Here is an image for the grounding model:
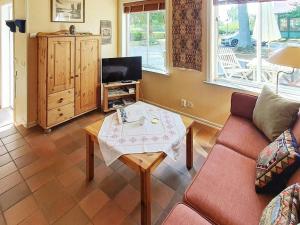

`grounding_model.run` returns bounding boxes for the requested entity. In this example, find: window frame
[207,1,300,100]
